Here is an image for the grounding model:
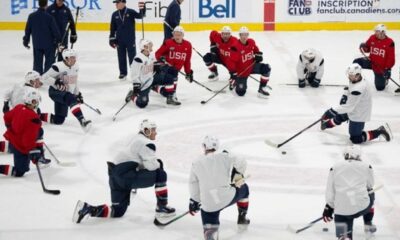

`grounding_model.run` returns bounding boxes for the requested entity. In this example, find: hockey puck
[322,227,329,232]
[281,151,286,155]
[200,101,206,104]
